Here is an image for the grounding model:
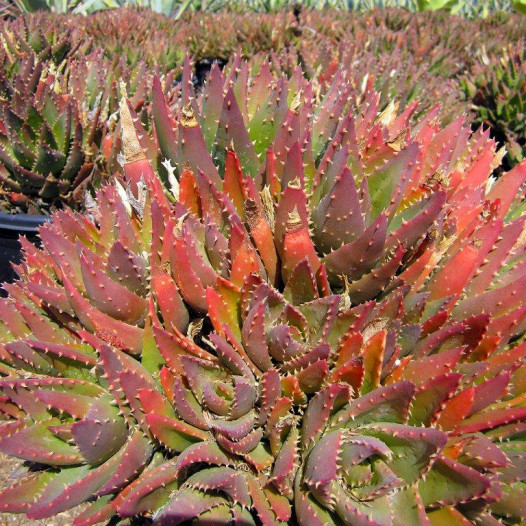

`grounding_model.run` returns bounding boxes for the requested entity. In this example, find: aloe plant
[0,52,99,213]
[0,61,525,525]
[462,41,526,169]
